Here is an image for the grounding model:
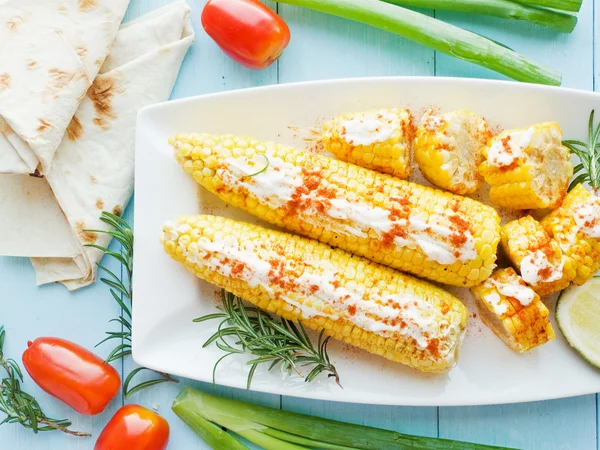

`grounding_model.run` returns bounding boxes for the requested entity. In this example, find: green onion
[172,387,519,450]
[512,0,582,13]
[383,0,577,33]
[275,0,561,86]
